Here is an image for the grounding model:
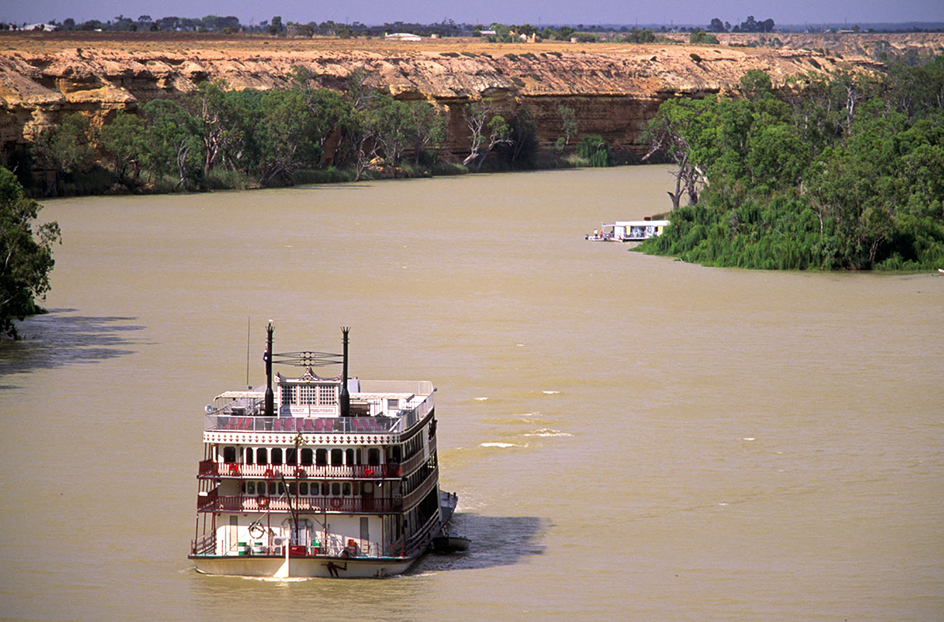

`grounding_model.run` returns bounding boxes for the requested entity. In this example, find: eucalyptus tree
[139,99,201,190]
[99,110,145,186]
[0,167,60,338]
[32,113,95,196]
[462,102,512,169]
